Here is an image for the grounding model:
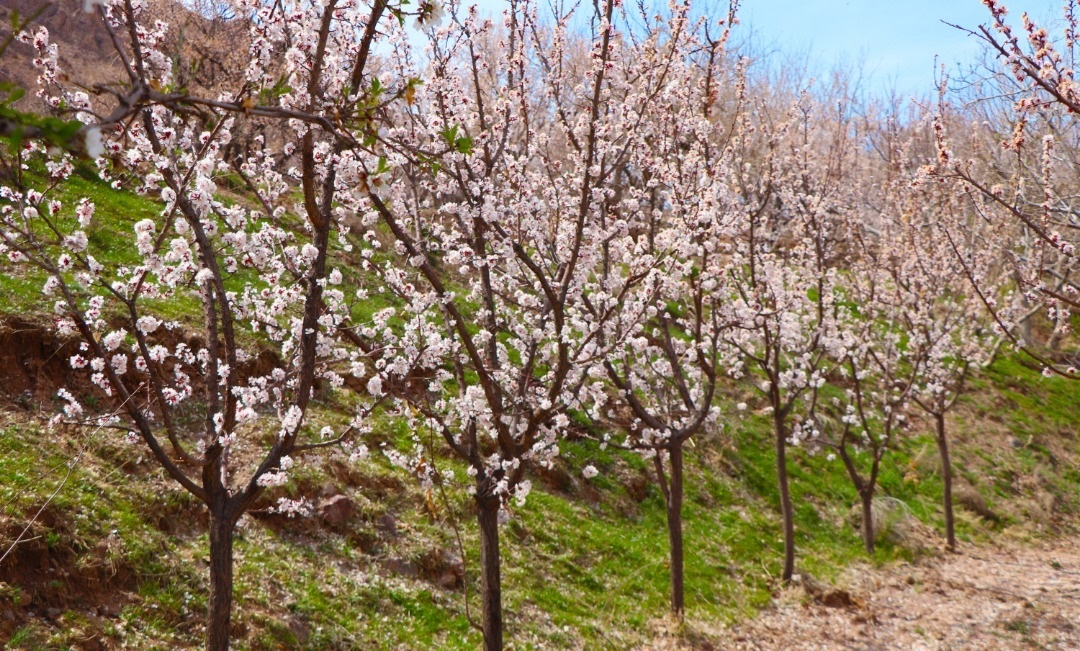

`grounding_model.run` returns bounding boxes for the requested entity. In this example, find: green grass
[0,162,284,336]
[1,347,1078,649]
[0,165,165,314]
[1,168,1077,648]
